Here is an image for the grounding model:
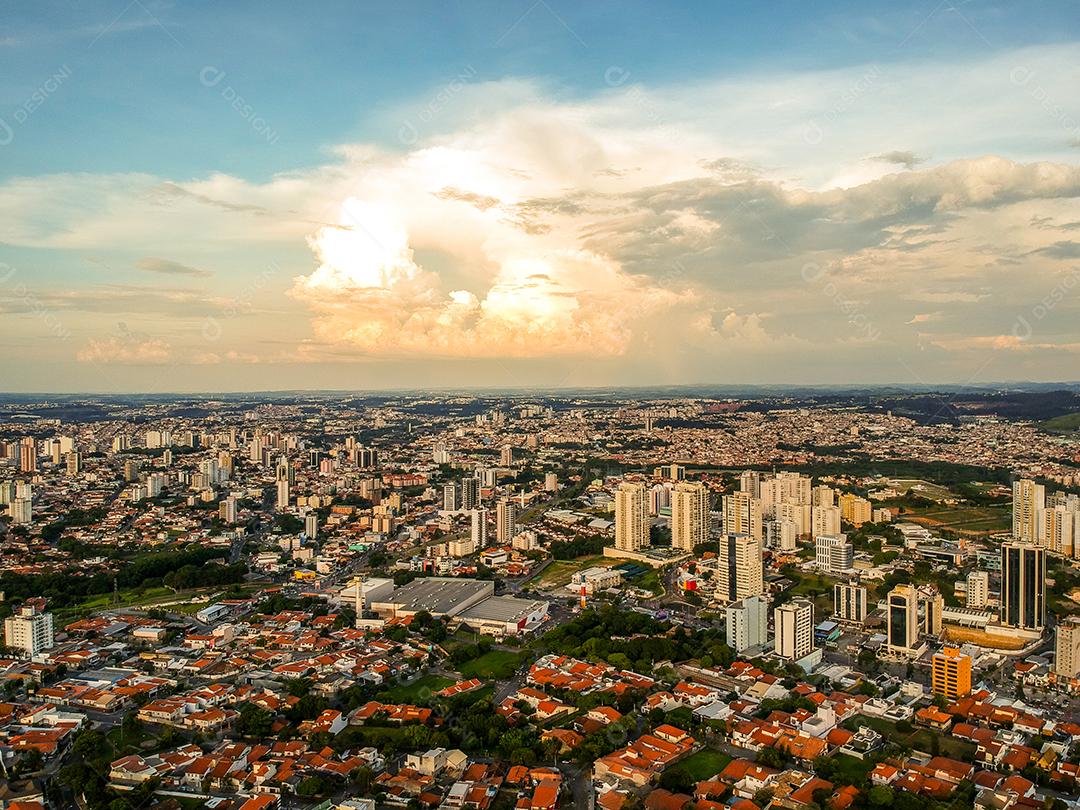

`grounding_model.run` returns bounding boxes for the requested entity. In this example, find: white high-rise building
[496,499,517,544]
[1012,479,1045,544]
[726,594,768,652]
[219,496,238,524]
[443,481,461,512]
[544,472,558,493]
[775,599,814,660]
[812,505,842,537]
[614,482,649,552]
[717,533,764,604]
[471,508,489,548]
[1042,506,1076,557]
[276,479,290,511]
[739,470,761,498]
[723,492,762,541]
[815,534,853,573]
[966,571,989,609]
[9,498,32,525]
[4,604,54,658]
[671,481,709,552]
[777,502,810,536]
[305,513,319,539]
